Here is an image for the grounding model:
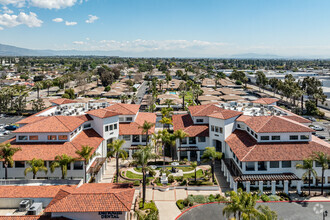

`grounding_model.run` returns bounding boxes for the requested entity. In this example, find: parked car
[315,134,326,139]
[4,125,18,131]
[303,116,316,122]
[3,130,10,135]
